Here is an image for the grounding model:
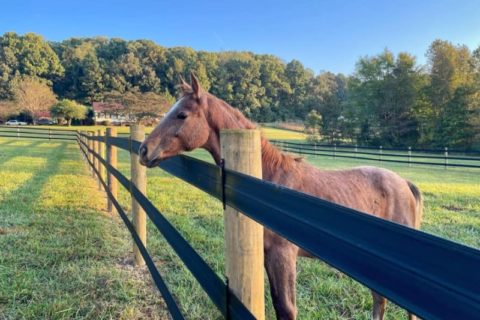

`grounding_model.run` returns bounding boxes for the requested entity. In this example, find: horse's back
[286,164,418,228]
